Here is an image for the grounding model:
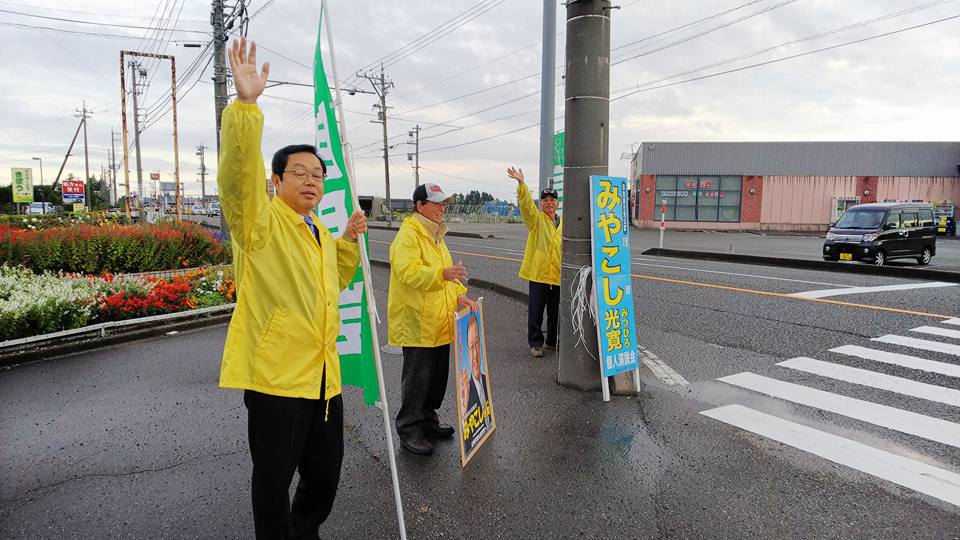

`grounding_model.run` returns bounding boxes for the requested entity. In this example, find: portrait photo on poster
[453,299,497,467]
